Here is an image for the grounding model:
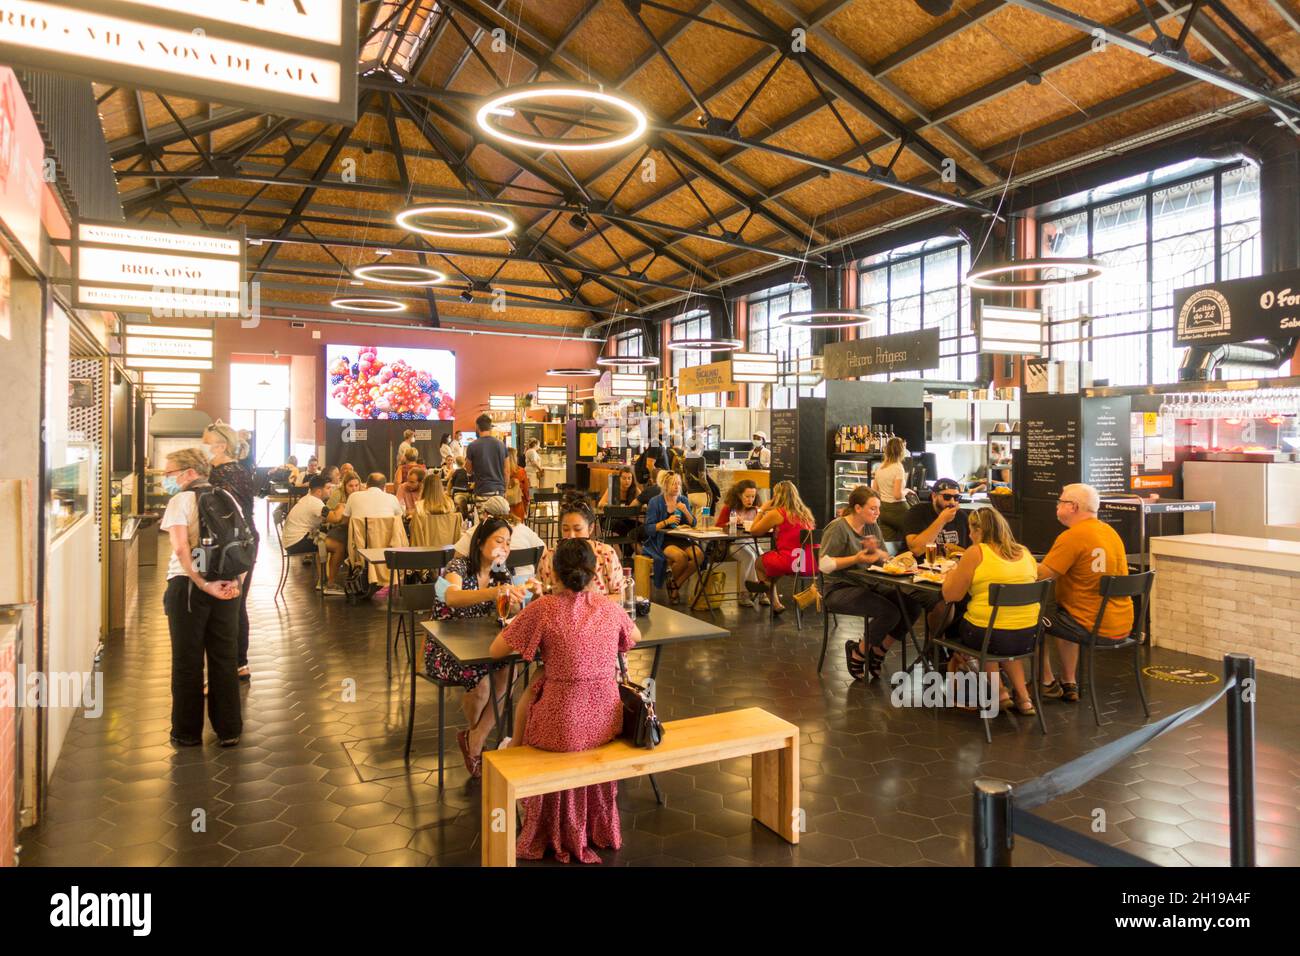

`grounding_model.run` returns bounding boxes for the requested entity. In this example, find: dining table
[412,602,728,788]
[666,526,770,621]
